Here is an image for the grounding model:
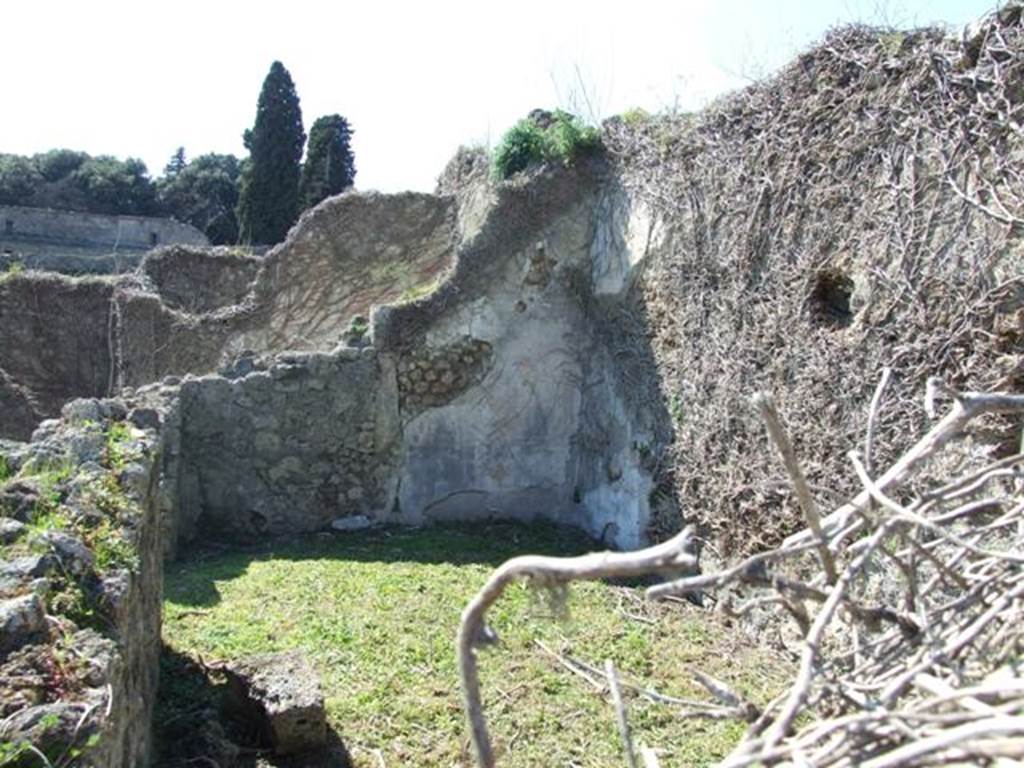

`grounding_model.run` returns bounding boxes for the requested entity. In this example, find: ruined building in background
[0,205,209,275]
